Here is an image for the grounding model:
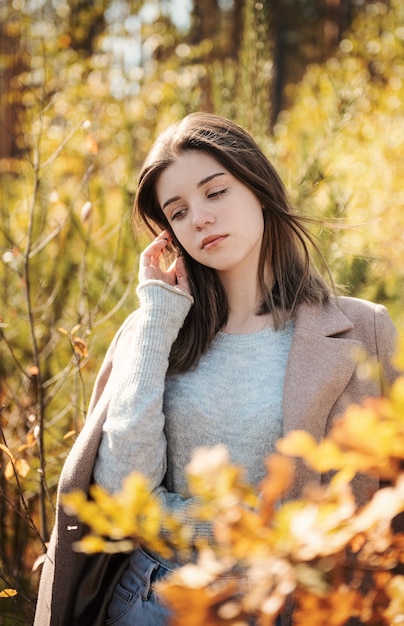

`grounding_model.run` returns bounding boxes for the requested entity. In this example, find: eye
[171,207,188,221]
[208,188,228,200]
